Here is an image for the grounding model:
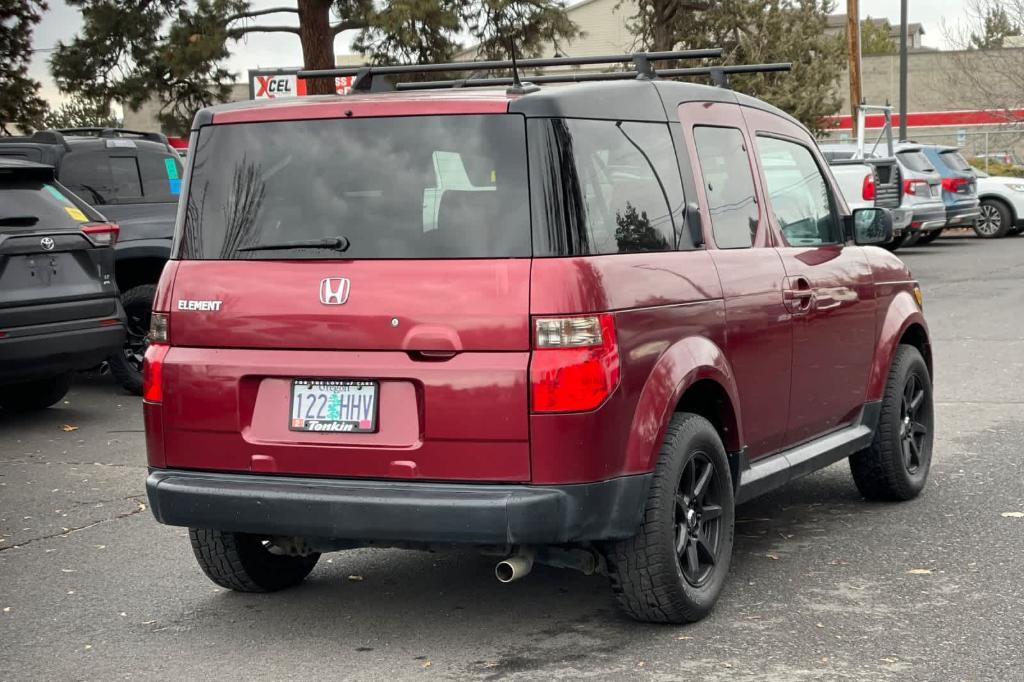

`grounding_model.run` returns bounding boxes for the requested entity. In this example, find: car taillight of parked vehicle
[81,222,119,246]
[903,179,930,196]
[862,173,876,201]
[530,314,620,413]
[941,177,969,193]
[142,312,169,403]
